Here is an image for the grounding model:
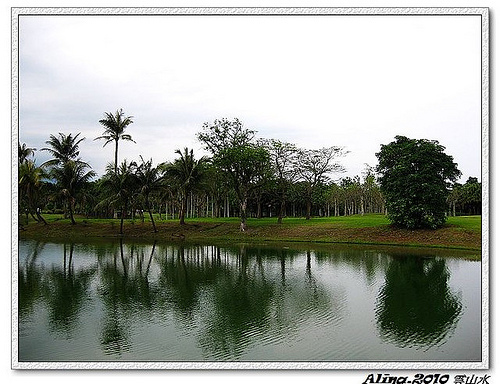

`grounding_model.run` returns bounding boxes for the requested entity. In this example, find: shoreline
[17,215,482,254]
